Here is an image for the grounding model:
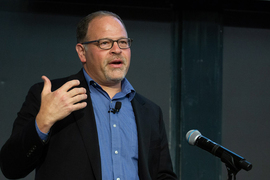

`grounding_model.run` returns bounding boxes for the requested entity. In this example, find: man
[0,11,177,180]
